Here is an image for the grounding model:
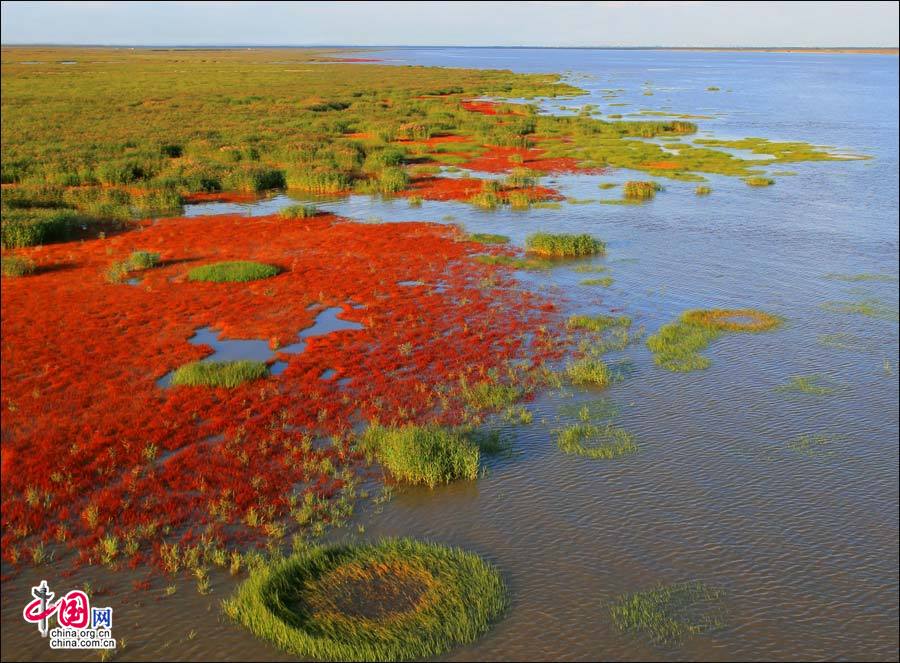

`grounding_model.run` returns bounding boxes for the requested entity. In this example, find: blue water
[188,48,898,660]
